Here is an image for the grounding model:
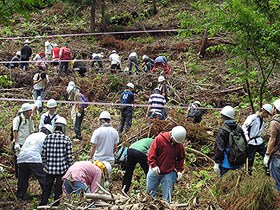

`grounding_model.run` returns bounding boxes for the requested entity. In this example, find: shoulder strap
[222,125,232,133]
[50,114,57,122]
[18,115,23,131]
